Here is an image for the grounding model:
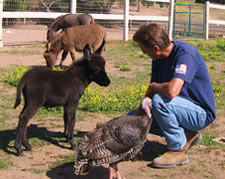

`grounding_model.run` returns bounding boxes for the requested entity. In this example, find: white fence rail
[205,1,225,39]
[2,11,169,21]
